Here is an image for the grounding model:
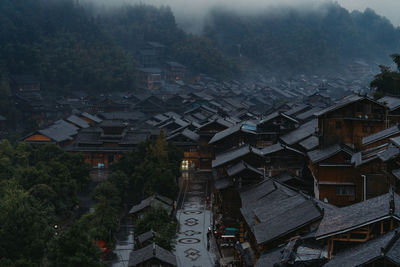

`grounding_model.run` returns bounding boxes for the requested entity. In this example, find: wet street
[175,171,216,267]
[106,216,135,267]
